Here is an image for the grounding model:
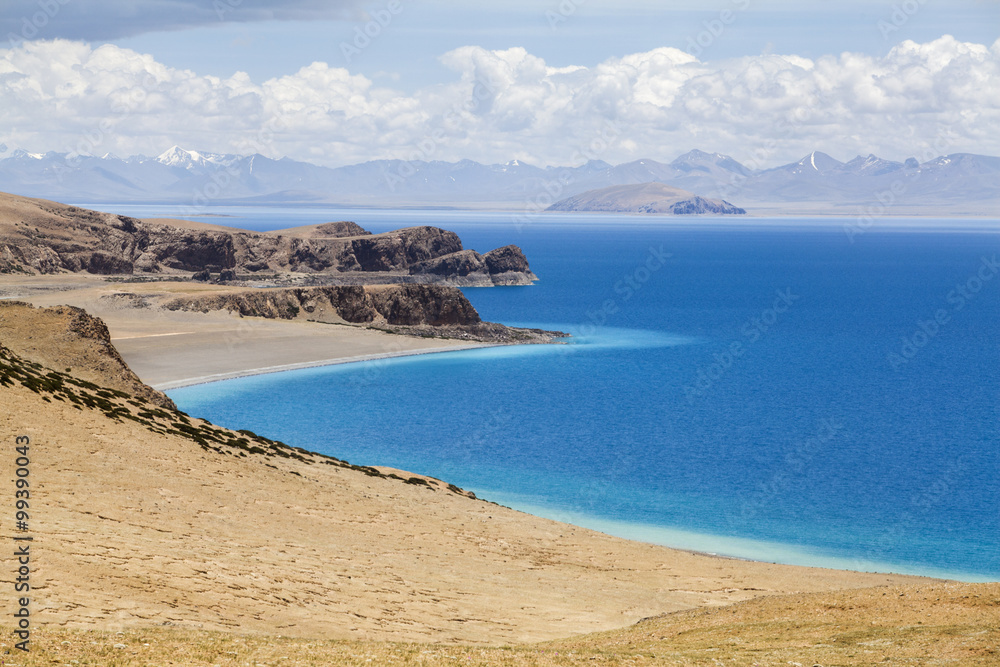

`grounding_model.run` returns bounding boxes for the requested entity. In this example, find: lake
[136,205,999,581]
